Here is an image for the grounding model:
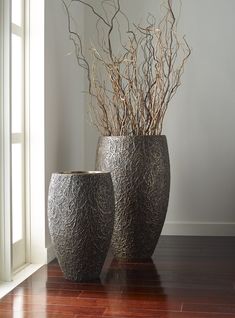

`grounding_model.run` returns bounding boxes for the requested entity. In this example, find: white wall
[45,0,85,247]
[83,0,235,235]
[162,0,235,235]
